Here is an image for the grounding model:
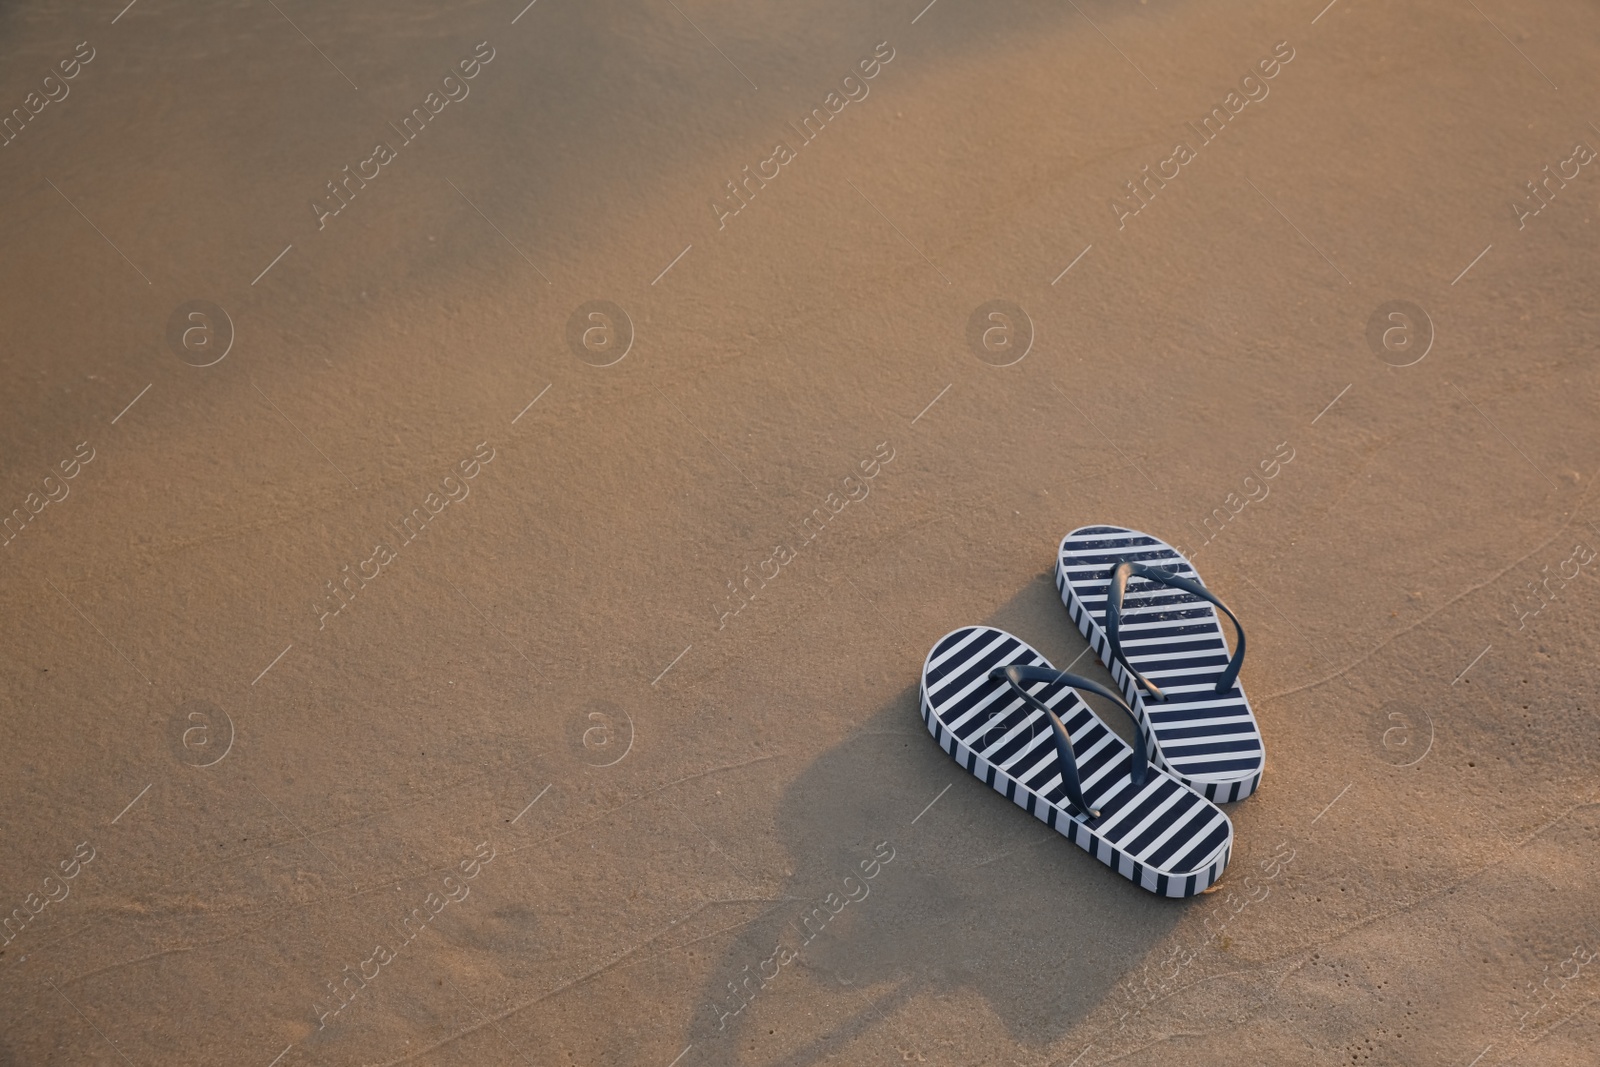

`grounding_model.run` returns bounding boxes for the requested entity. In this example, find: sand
[2,0,1598,1063]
